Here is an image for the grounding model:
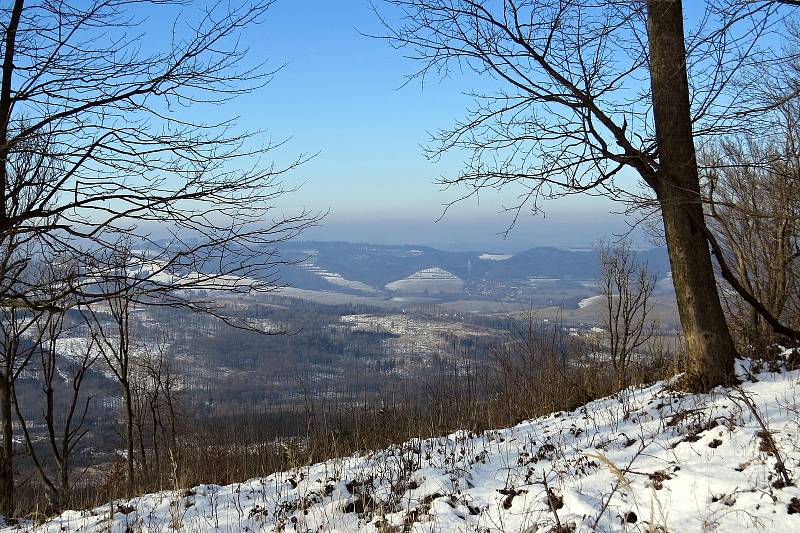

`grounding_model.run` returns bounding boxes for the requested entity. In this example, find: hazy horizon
[297,210,655,253]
